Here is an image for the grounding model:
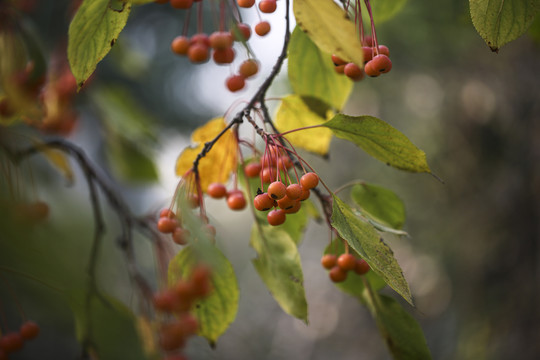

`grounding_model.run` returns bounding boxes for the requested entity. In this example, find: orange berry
[299,188,310,201]
[244,162,262,177]
[190,33,210,47]
[277,195,296,210]
[209,31,233,49]
[321,254,337,270]
[213,47,235,64]
[254,193,274,211]
[285,184,302,200]
[337,253,356,271]
[19,321,40,340]
[237,0,255,7]
[226,74,245,92]
[238,59,259,78]
[267,209,286,226]
[188,43,209,63]
[191,266,212,297]
[300,172,319,190]
[376,45,390,57]
[267,181,286,200]
[259,0,276,13]
[260,167,273,183]
[362,46,373,63]
[207,182,227,199]
[153,290,177,312]
[254,21,271,36]
[344,63,364,81]
[231,23,251,42]
[284,200,301,214]
[278,155,293,169]
[363,35,373,46]
[159,329,186,351]
[331,54,347,66]
[227,191,247,210]
[170,0,193,9]
[371,54,392,74]
[171,35,190,55]
[159,208,176,219]
[0,332,23,353]
[354,258,370,275]
[329,266,347,282]
[172,227,190,245]
[334,64,345,74]
[158,217,179,233]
